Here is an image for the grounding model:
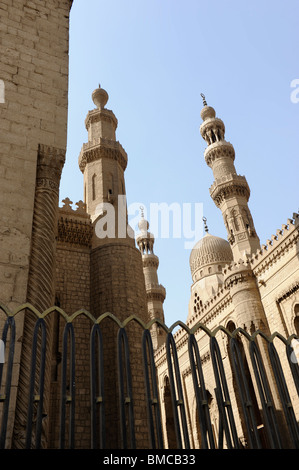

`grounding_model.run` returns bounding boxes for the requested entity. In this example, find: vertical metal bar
[59,322,75,449]
[210,336,239,449]
[25,318,47,449]
[268,342,299,448]
[188,333,215,449]
[229,337,262,449]
[117,328,136,449]
[142,329,164,449]
[30,318,46,449]
[90,324,105,449]
[249,340,282,449]
[0,316,15,449]
[166,332,190,449]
